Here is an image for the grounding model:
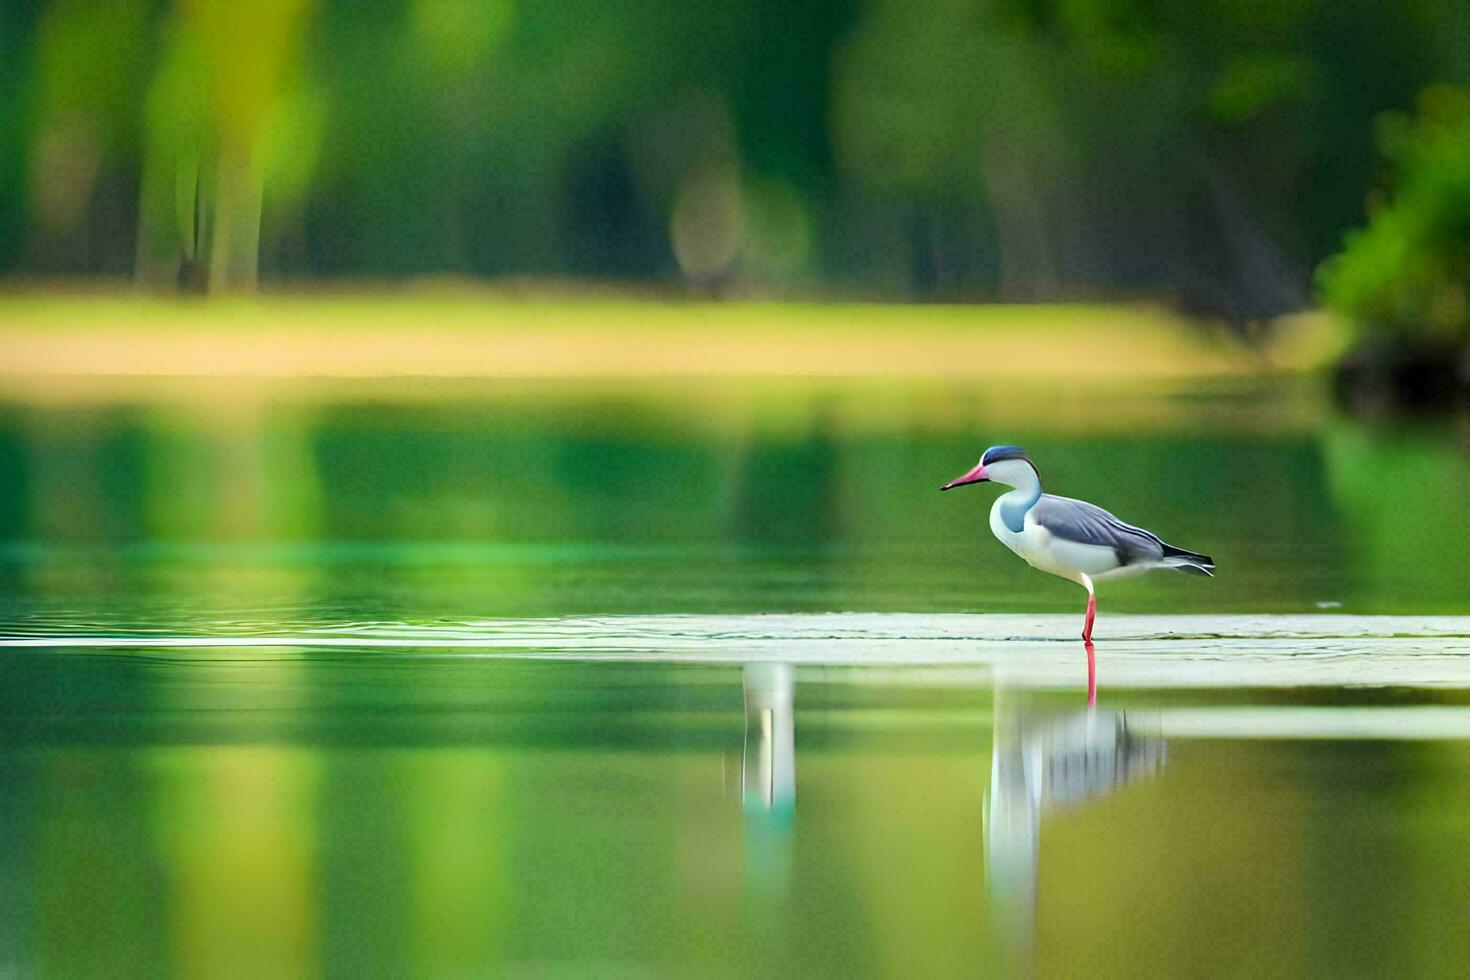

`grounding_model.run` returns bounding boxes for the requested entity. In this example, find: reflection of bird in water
[743,663,795,820]
[941,445,1214,649]
[742,663,795,897]
[986,695,1165,973]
